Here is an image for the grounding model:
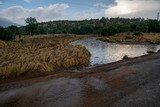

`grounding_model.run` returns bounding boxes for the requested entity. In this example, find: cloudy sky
[0,0,160,24]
